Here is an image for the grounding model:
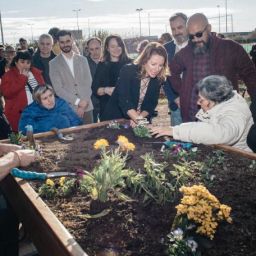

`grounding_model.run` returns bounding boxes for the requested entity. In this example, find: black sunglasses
[189,25,208,40]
